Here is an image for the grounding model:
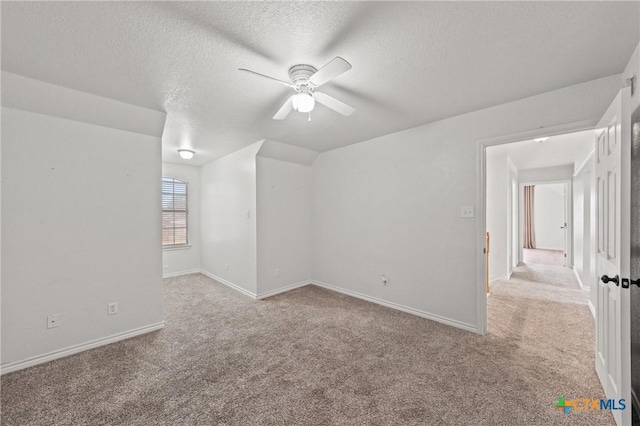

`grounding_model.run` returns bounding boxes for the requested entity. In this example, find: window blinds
[162,177,188,246]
